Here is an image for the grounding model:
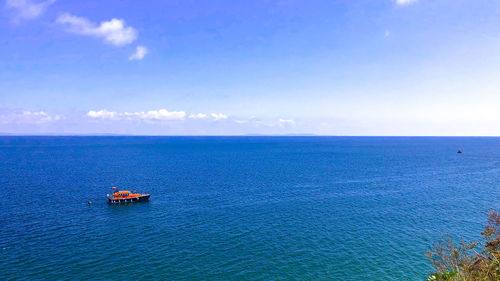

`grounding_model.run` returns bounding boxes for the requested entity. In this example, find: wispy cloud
[22,110,61,123]
[87,110,231,122]
[87,109,118,120]
[56,13,137,46]
[0,109,61,124]
[129,45,148,60]
[5,0,55,21]
[278,118,296,127]
[129,109,186,121]
[188,113,208,119]
[188,113,229,121]
[395,0,417,5]
[0,108,301,135]
[87,109,186,121]
[210,113,228,121]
